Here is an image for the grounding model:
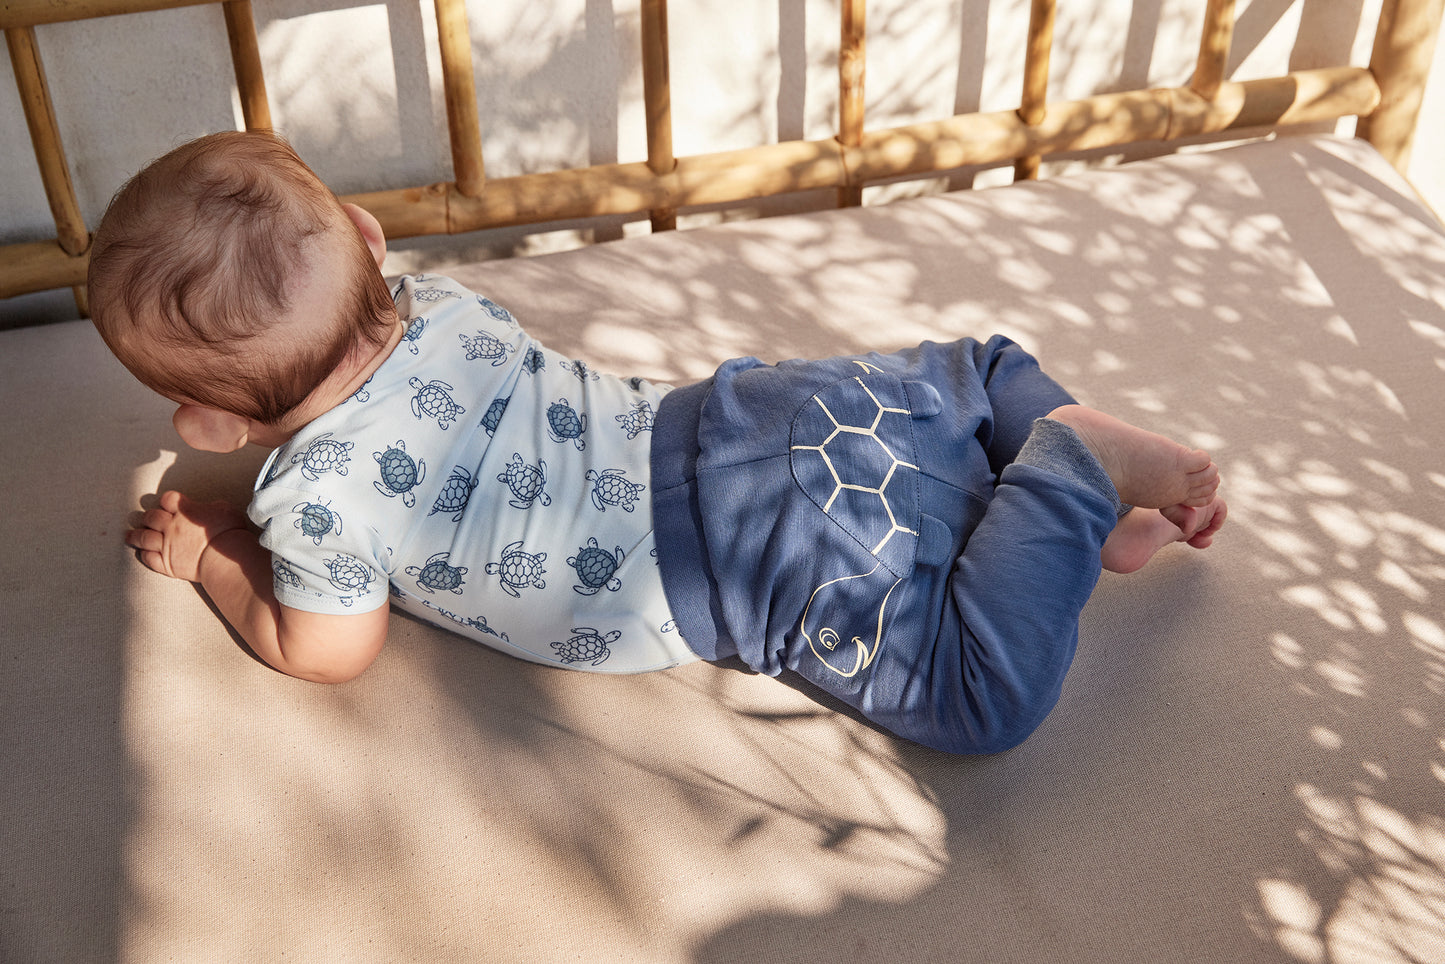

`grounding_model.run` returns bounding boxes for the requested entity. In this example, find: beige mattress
[4,133,1445,963]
